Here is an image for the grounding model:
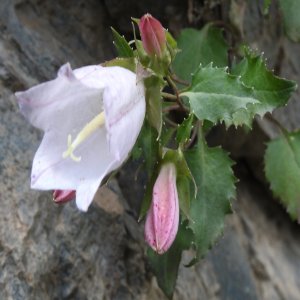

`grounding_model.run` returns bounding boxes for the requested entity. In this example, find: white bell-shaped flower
[16,63,145,211]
